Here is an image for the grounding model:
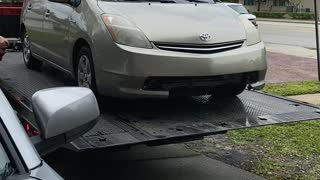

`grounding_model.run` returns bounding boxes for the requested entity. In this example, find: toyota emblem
[199,33,212,42]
